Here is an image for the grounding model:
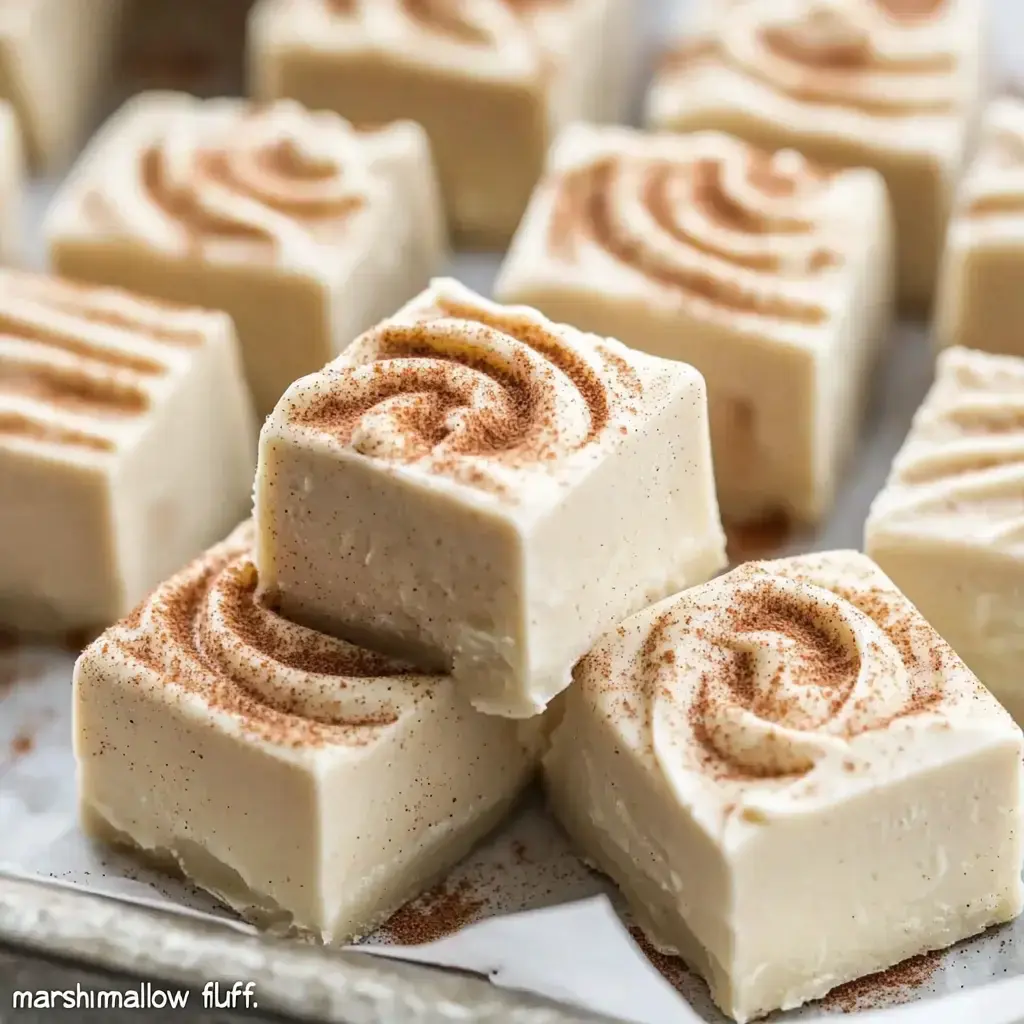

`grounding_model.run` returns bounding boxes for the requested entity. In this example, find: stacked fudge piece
[74,277,729,939]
